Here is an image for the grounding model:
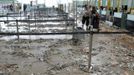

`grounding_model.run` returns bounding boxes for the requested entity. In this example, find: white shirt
[83,8,92,17]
